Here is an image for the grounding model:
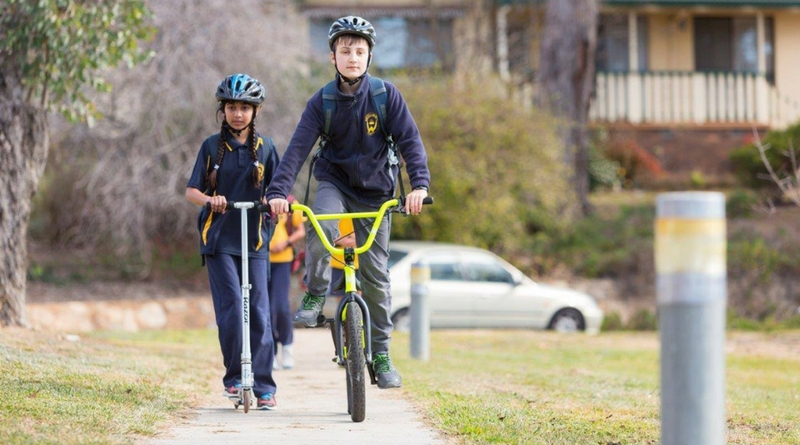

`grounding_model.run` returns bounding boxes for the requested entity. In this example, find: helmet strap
[334,53,371,87]
[224,121,245,138]
[340,72,364,86]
